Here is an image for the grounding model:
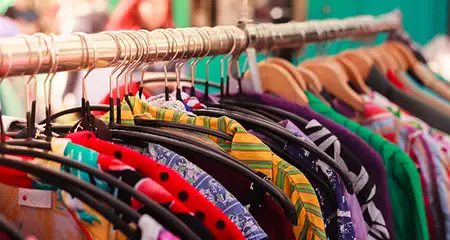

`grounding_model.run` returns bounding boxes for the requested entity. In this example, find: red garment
[97,156,194,216]
[387,69,407,91]
[67,131,245,240]
[0,136,34,188]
